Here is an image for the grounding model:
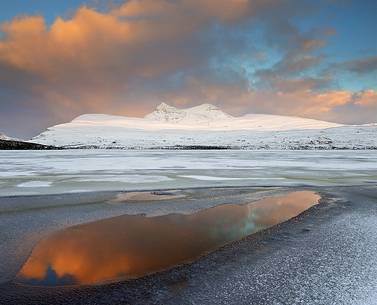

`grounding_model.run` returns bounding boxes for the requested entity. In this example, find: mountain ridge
[68,102,342,130]
[30,103,377,149]
[144,102,233,123]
